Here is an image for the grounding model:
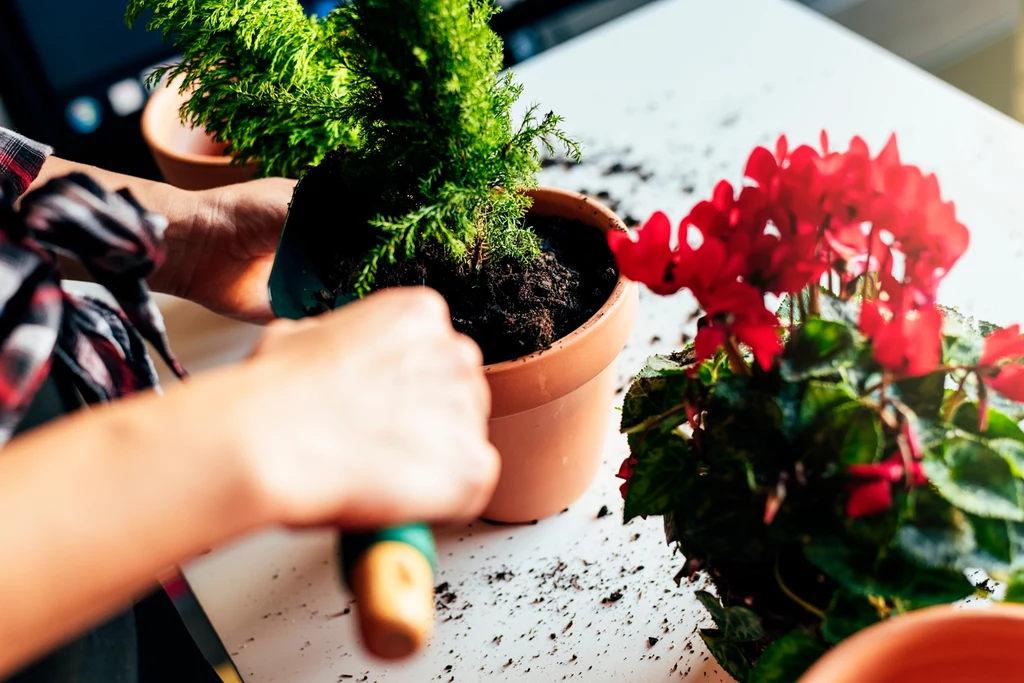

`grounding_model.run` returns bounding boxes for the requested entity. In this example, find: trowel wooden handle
[339,524,437,660]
